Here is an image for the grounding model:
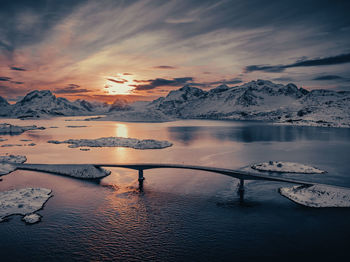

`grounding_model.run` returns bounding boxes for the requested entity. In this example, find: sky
[1,0,350,103]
